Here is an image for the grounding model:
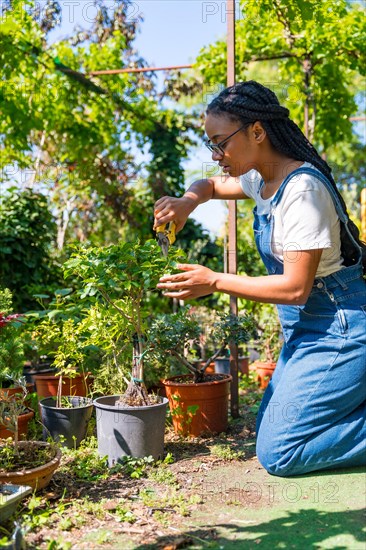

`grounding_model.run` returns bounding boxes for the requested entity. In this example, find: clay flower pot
[0,441,62,491]
[0,409,34,440]
[0,383,34,401]
[34,372,92,399]
[163,374,232,437]
[197,361,215,374]
[253,361,277,389]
